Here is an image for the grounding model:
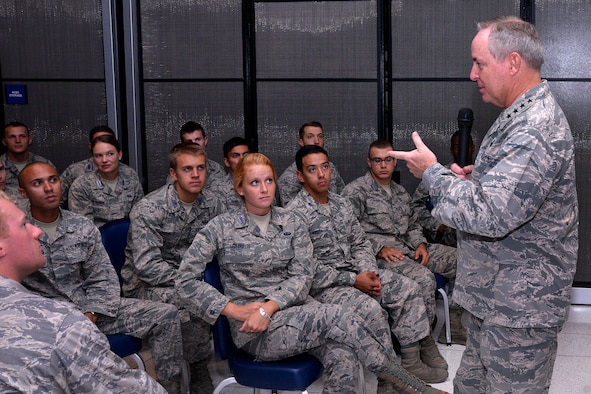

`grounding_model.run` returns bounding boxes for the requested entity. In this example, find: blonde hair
[0,190,14,238]
[233,153,277,198]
